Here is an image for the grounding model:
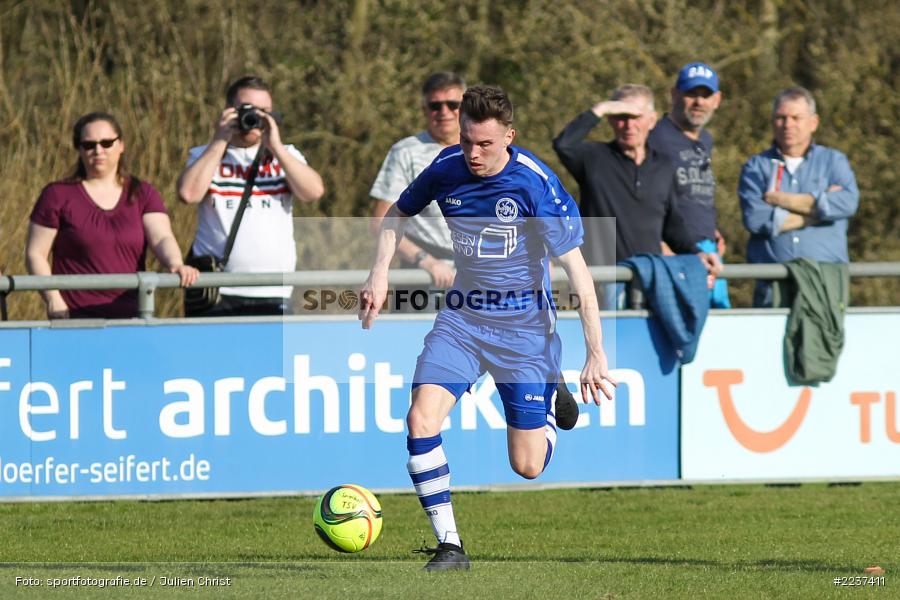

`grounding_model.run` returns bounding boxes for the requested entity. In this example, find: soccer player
[369,72,581,429]
[359,85,616,571]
